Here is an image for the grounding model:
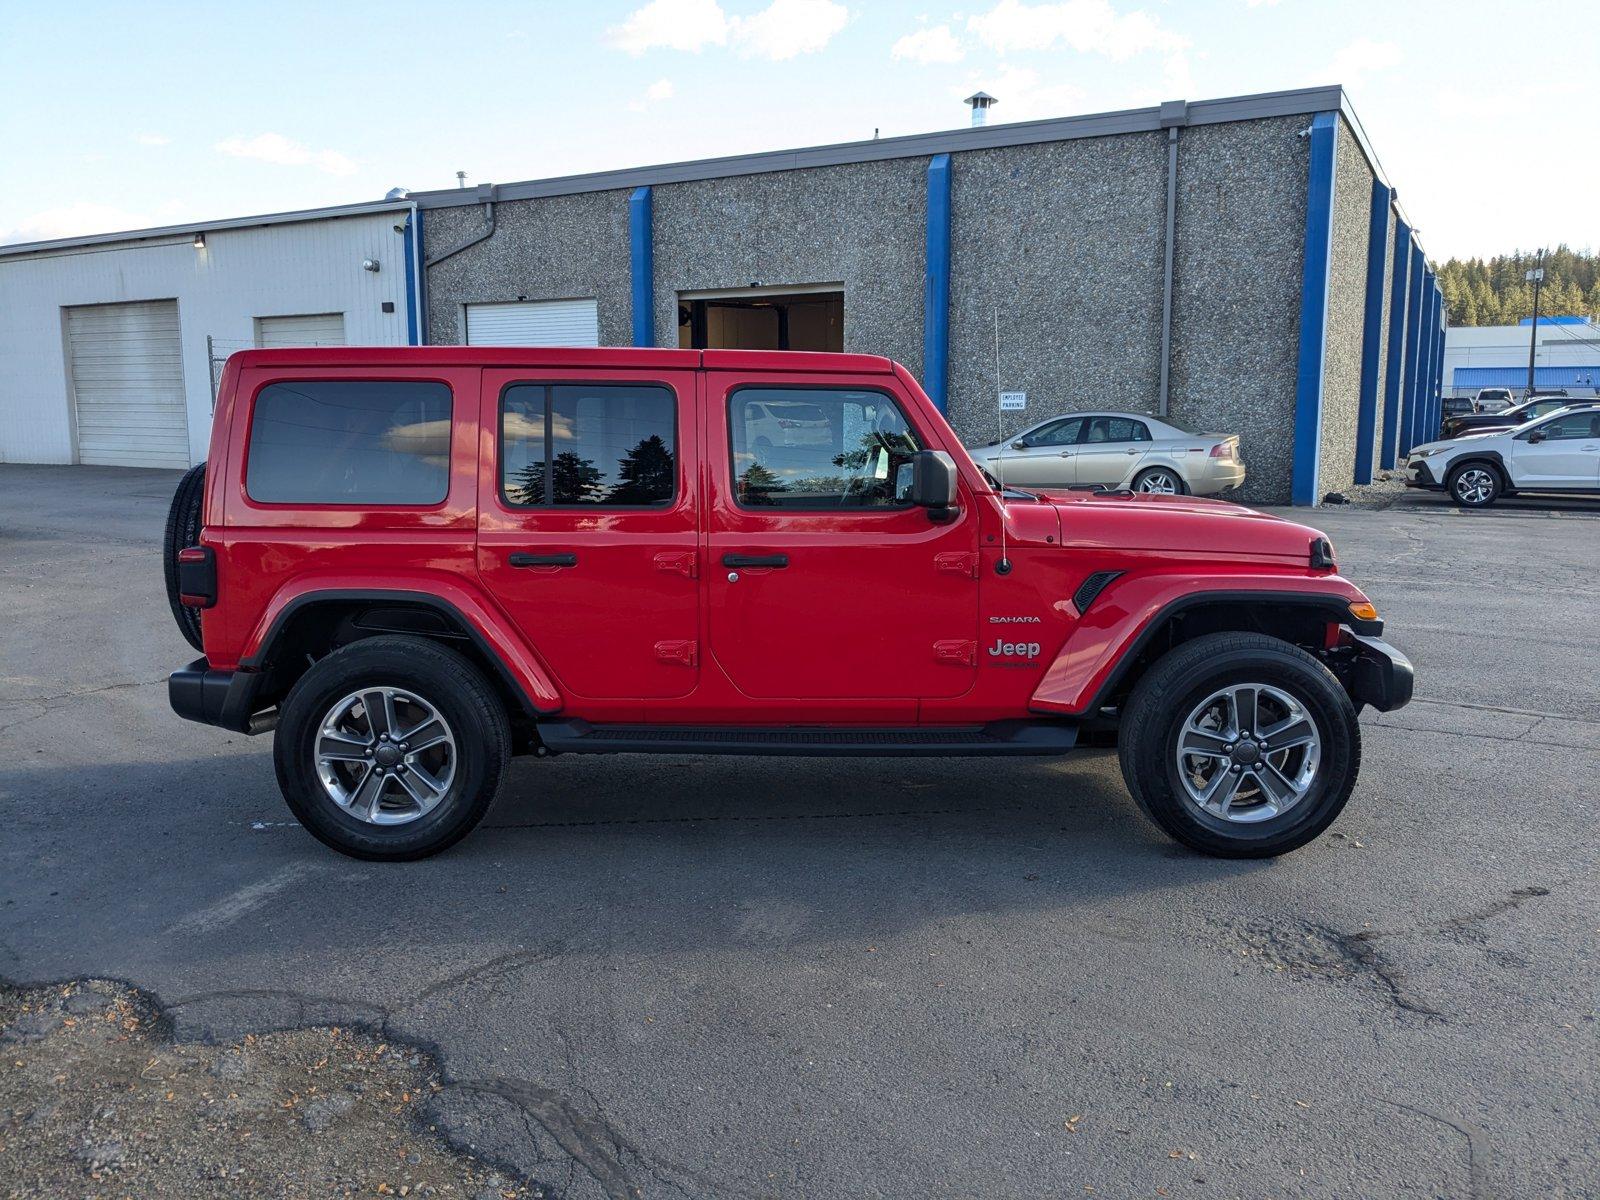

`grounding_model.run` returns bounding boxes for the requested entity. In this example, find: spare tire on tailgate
[163,462,207,652]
